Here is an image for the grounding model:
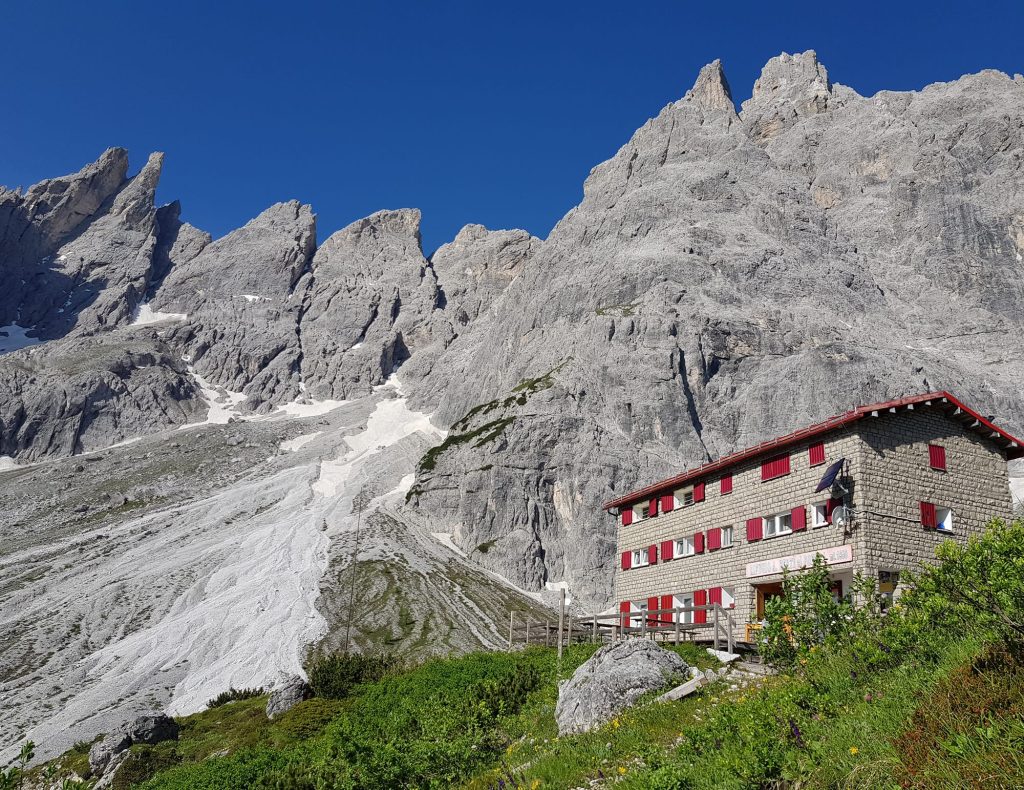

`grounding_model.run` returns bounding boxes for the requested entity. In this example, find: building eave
[602,390,1024,512]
